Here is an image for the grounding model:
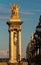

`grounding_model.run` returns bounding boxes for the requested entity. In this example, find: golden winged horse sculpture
[12,3,18,17]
